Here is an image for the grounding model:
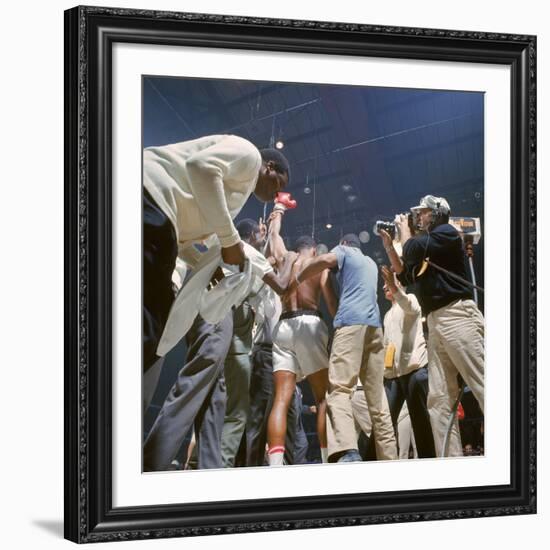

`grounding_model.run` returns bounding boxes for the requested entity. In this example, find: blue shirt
[331,245,381,329]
